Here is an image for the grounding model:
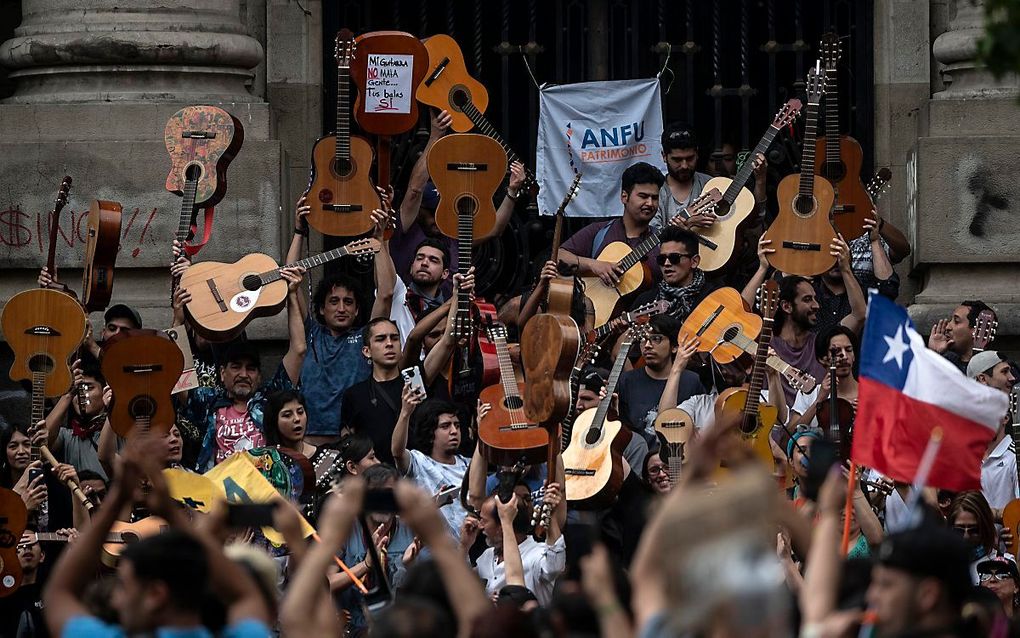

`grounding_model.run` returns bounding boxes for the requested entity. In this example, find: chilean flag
[852,293,1009,491]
